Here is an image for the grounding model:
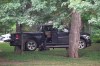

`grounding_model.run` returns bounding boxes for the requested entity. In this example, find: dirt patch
[0,58,24,66]
[0,57,9,62]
